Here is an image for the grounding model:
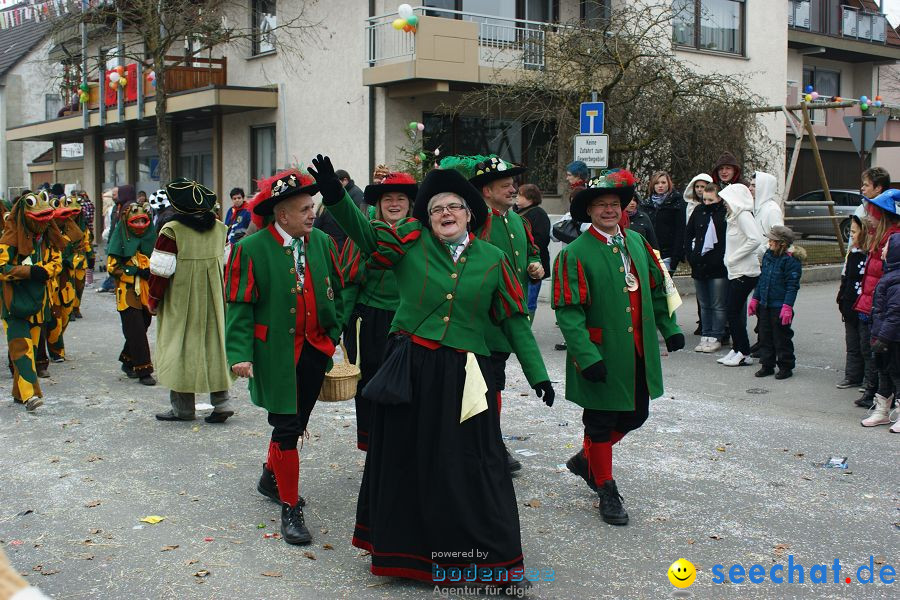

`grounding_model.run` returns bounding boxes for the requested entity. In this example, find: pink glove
[779,304,793,326]
[747,298,759,316]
